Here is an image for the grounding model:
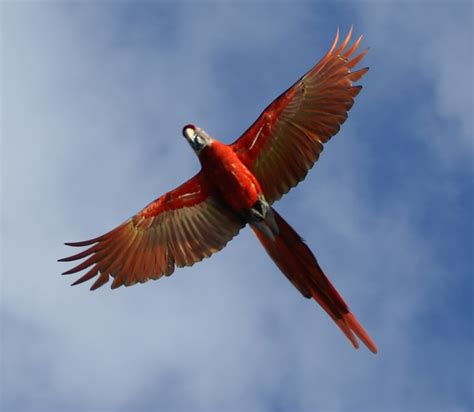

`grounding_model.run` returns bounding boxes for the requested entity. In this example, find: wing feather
[232,29,368,203]
[60,172,244,290]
